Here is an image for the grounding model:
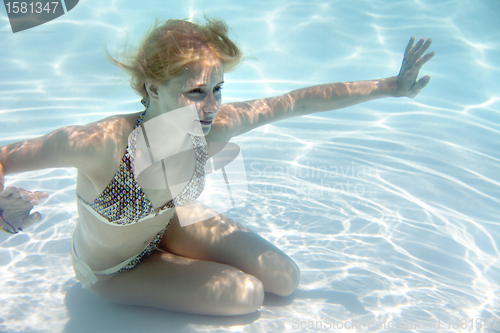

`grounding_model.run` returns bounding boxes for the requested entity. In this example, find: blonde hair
[107,17,242,100]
